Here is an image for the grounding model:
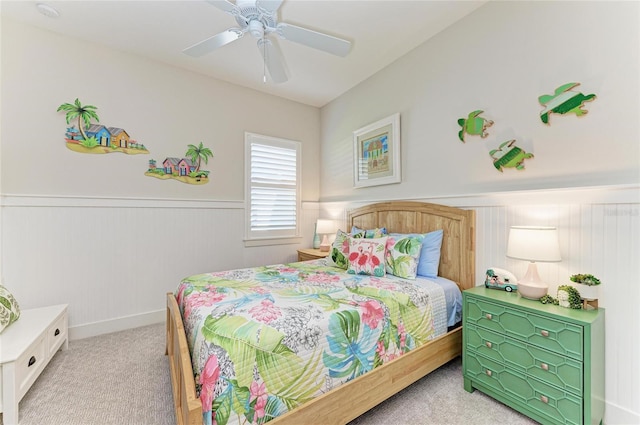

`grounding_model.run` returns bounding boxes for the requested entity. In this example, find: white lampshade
[315,219,336,235]
[507,226,561,262]
[316,219,336,252]
[506,226,561,300]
